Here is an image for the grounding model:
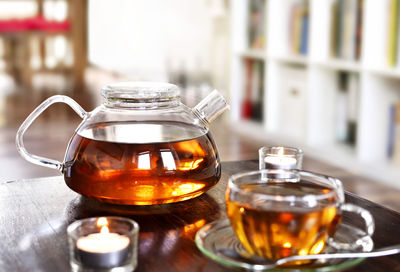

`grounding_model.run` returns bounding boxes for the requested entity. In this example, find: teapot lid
[101,82,180,101]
